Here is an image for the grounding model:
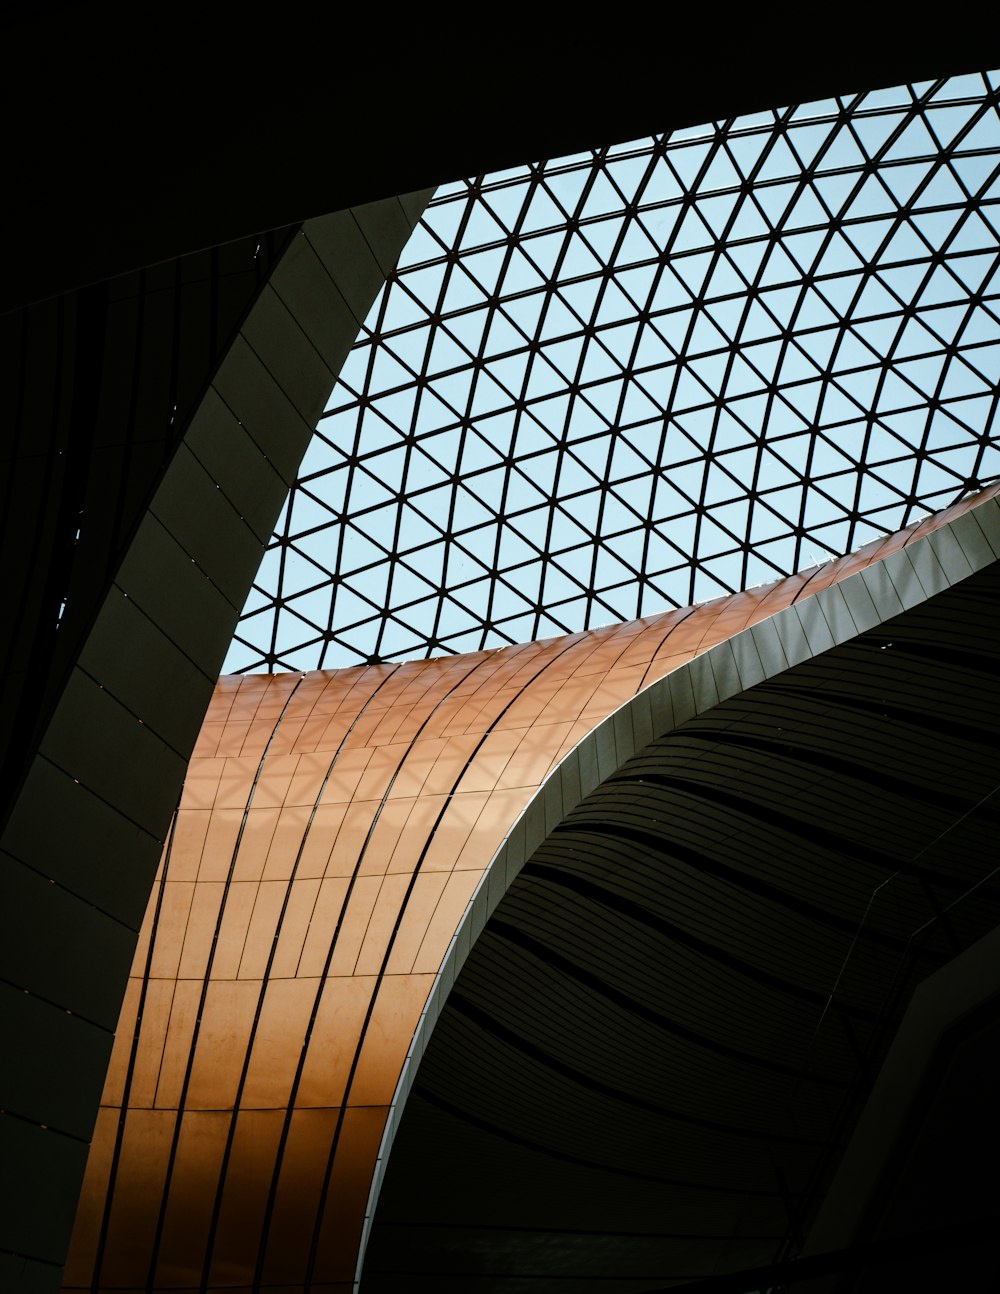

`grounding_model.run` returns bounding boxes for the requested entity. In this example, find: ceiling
[362,562,1000,1292]
[225,73,1000,671]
